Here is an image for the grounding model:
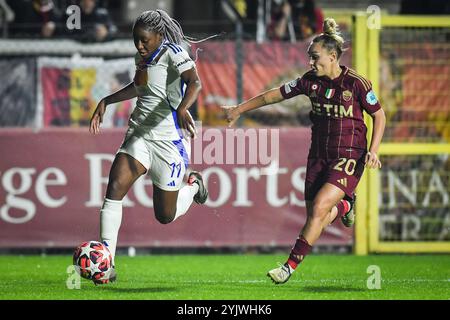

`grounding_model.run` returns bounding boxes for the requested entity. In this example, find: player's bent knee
[154,208,176,224]
[155,216,174,224]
